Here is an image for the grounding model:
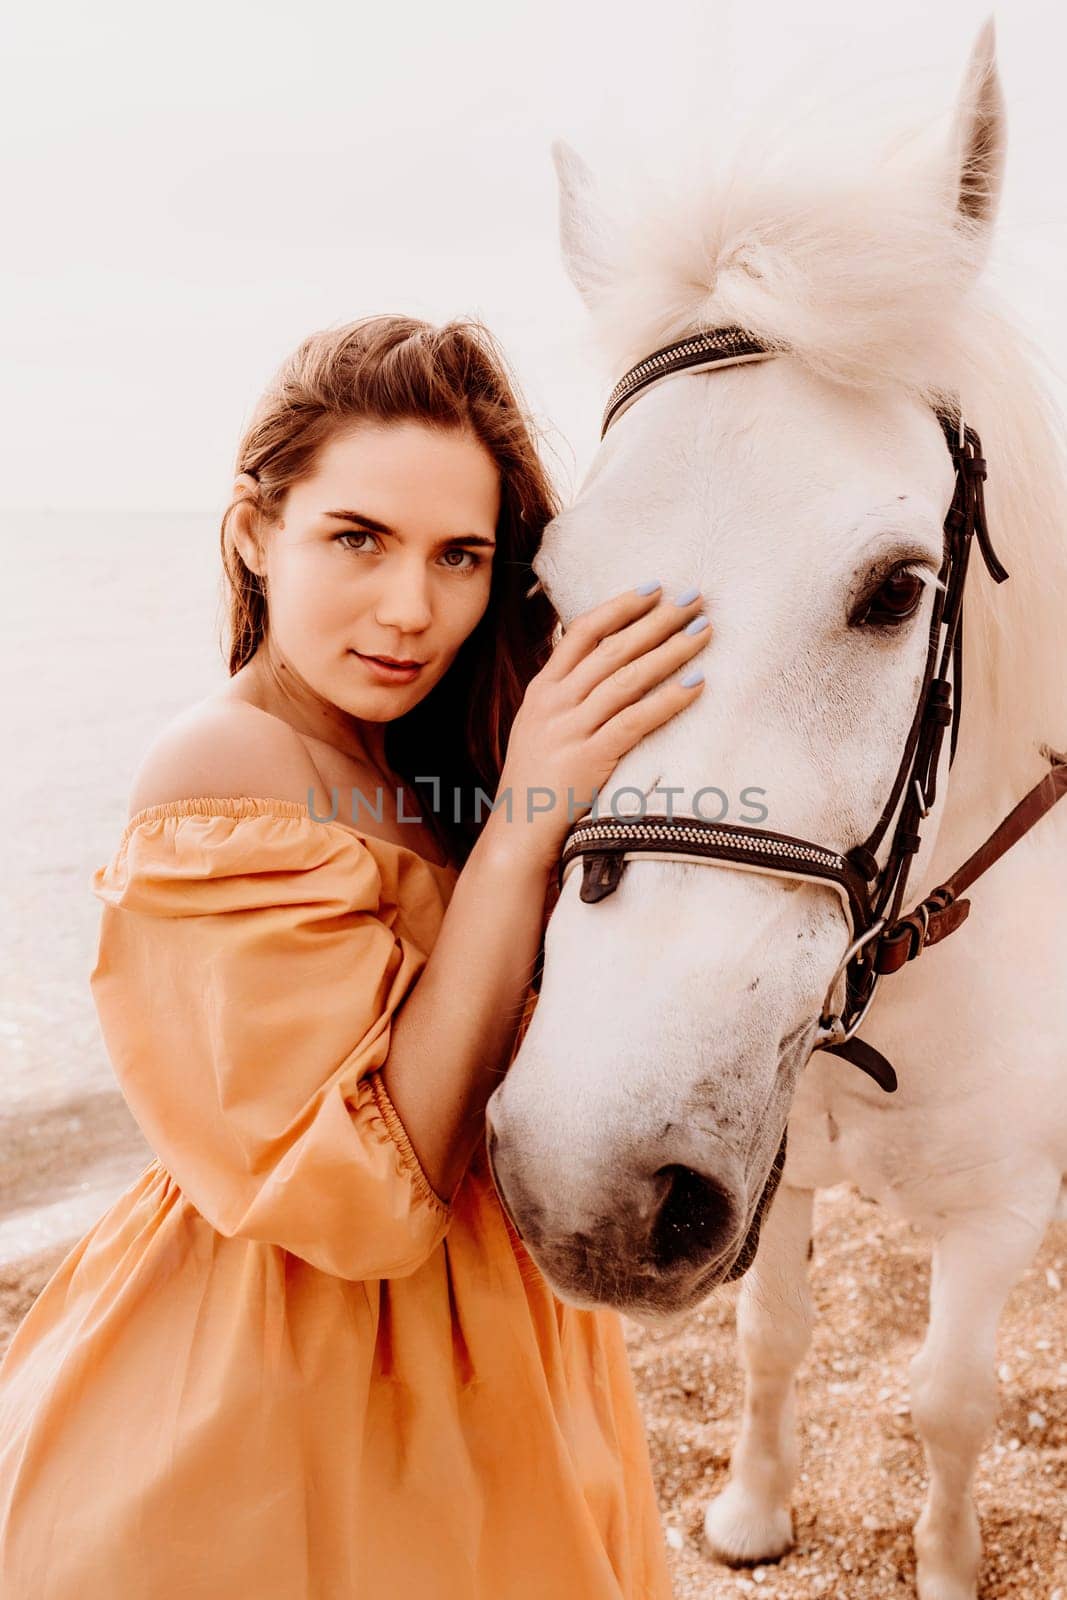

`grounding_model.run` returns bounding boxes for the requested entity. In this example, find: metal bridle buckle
[812,917,887,1049]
